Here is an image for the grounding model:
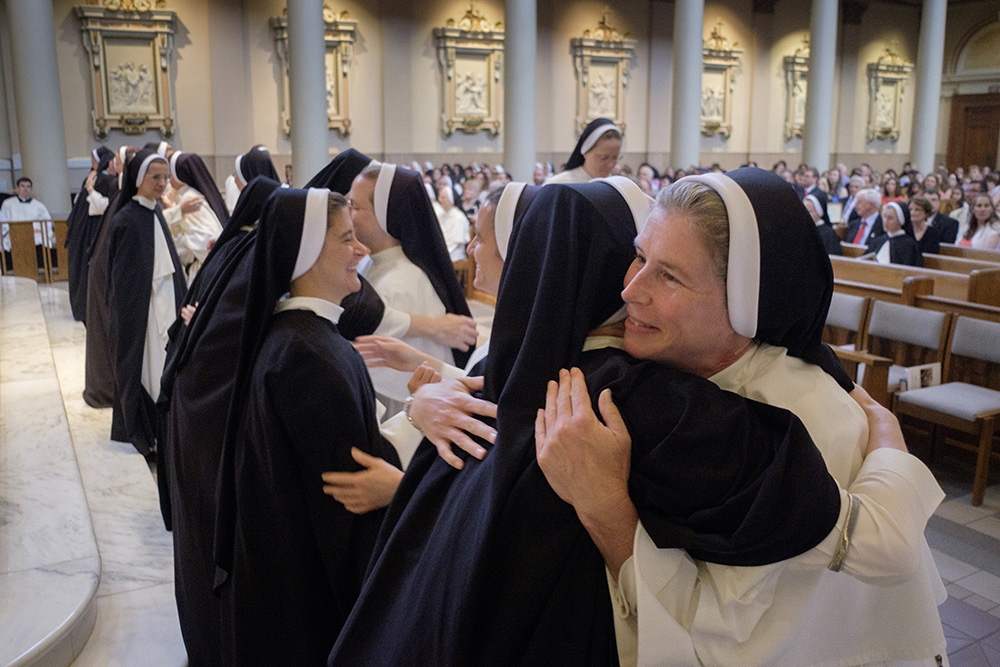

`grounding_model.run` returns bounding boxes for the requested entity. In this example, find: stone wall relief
[700,22,742,139]
[75,0,176,138]
[433,2,504,138]
[866,46,913,142]
[570,9,636,135]
[272,5,356,137]
[782,37,810,141]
